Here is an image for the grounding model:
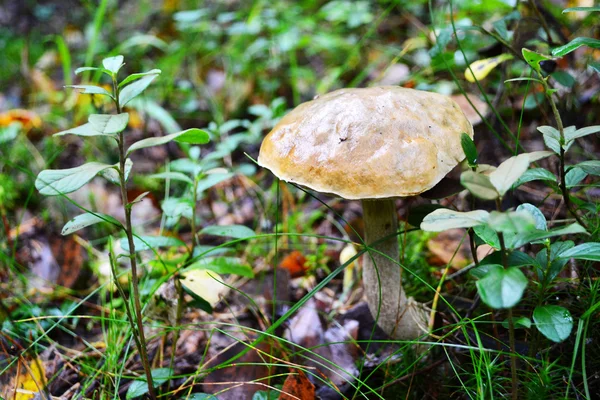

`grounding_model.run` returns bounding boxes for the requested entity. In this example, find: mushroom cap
[258,86,473,200]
